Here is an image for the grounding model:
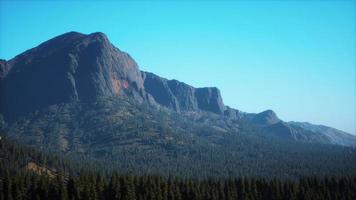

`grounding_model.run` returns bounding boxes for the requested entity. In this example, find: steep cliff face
[0,60,9,79]
[167,79,198,111]
[2,31,354,147]
[1,30,355,156]
[142,72,180,111]
[195,87,225,114]
[142,72,226,114]
[0,32,147,120]
[0,31,229,121]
